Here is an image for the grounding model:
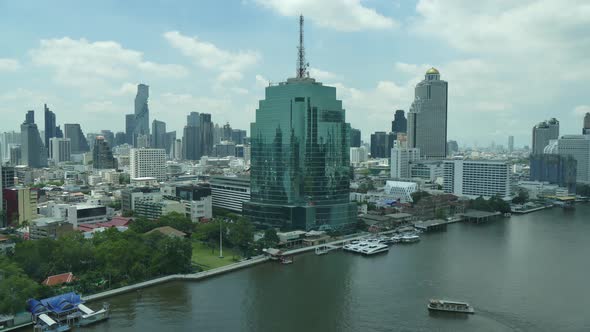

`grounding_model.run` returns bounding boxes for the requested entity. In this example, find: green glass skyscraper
[244,16,356,230]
